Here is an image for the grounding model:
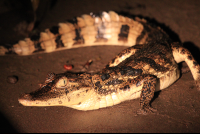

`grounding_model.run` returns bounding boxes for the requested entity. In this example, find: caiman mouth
[18,93,60,106]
